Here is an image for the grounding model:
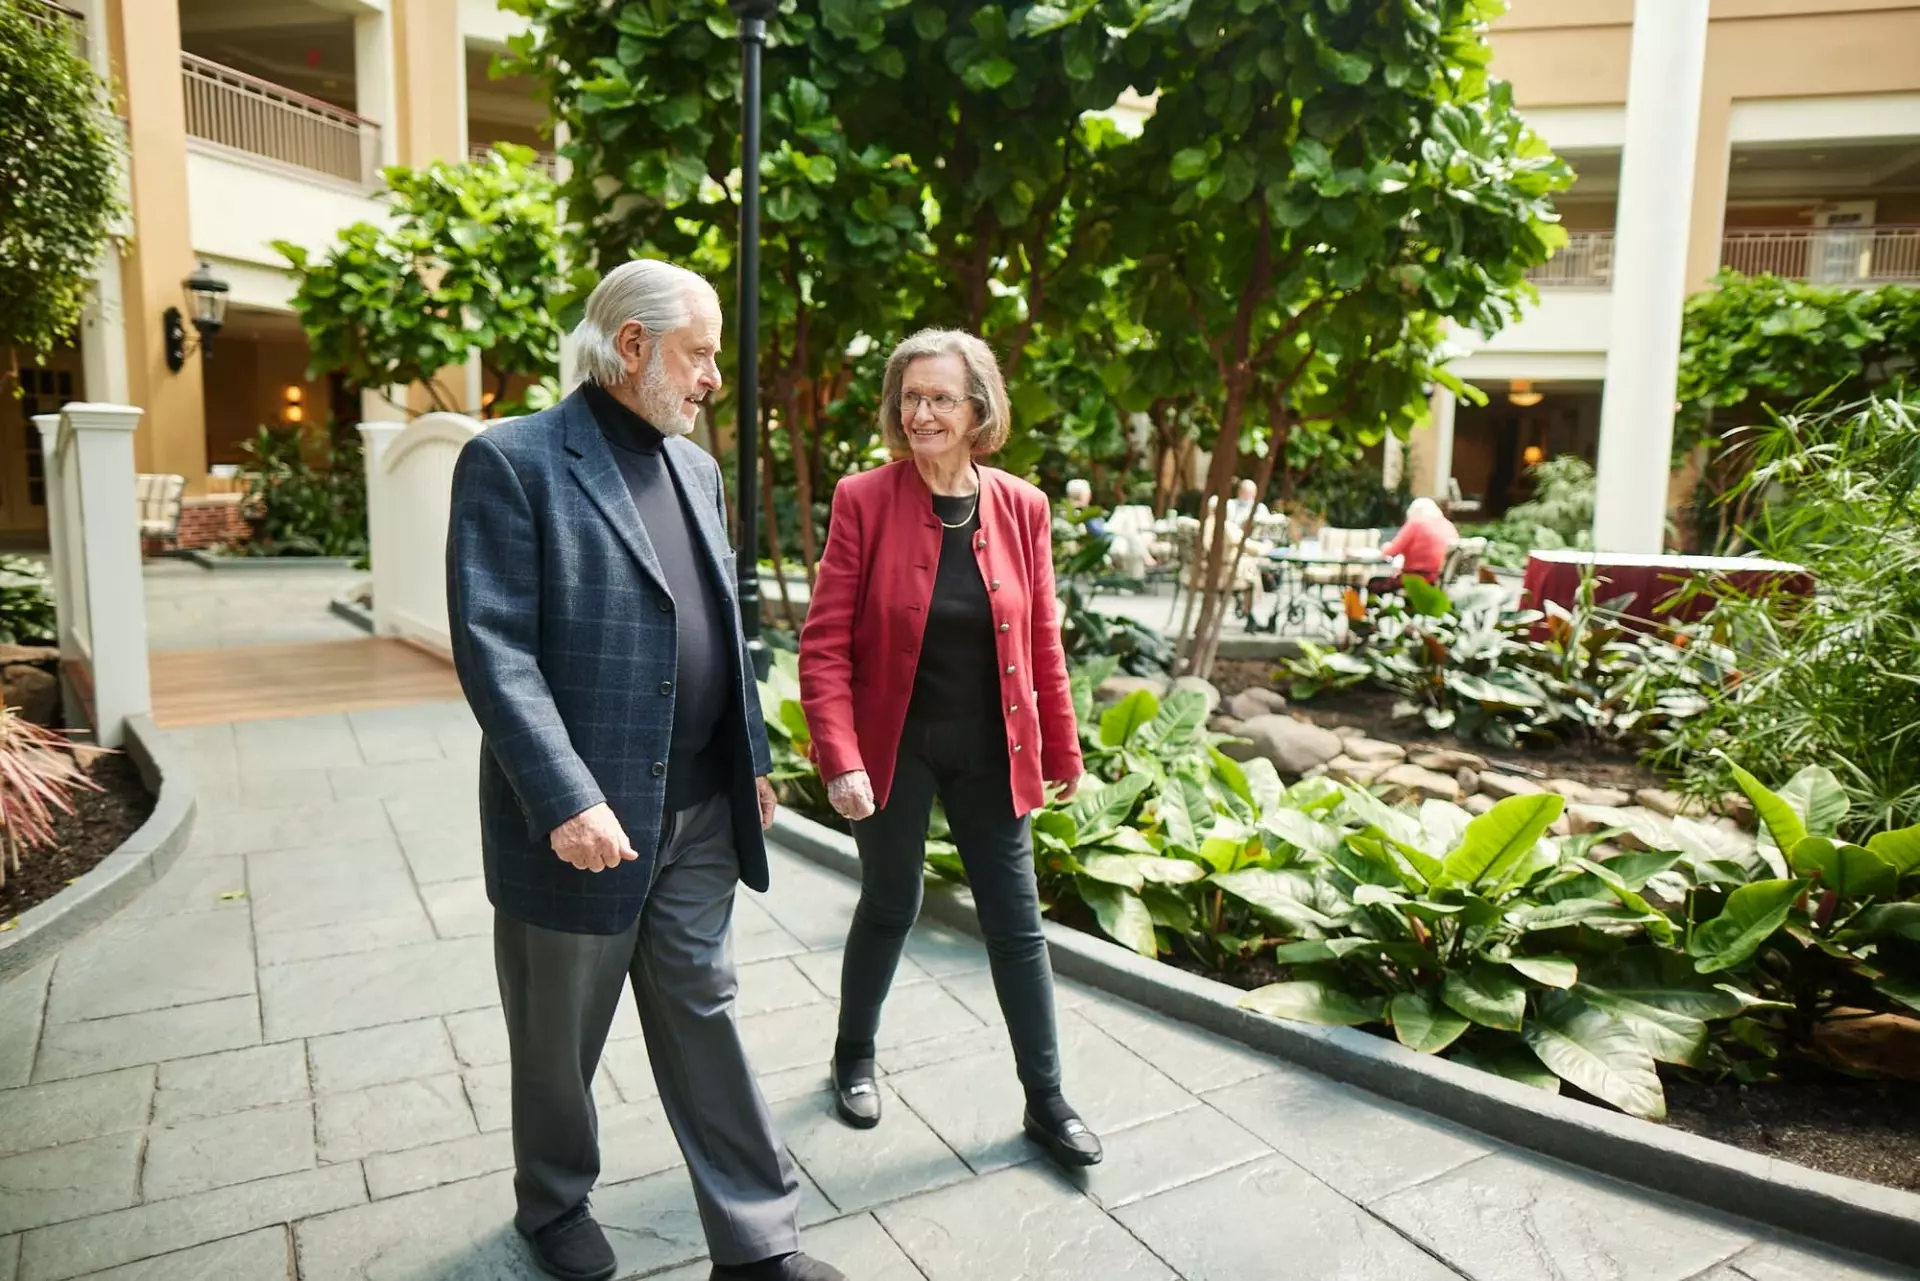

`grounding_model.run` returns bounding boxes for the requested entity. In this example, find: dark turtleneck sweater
[583,382,731,812]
